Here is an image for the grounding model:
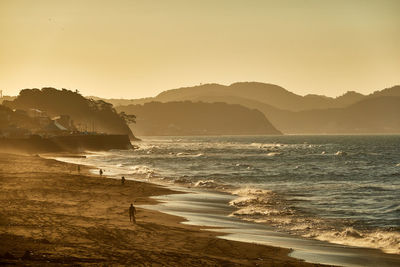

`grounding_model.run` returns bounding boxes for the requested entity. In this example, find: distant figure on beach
[121,176,125,185]
[99,169,103,176]
[129,203,136,223]
[77,165,81,173]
